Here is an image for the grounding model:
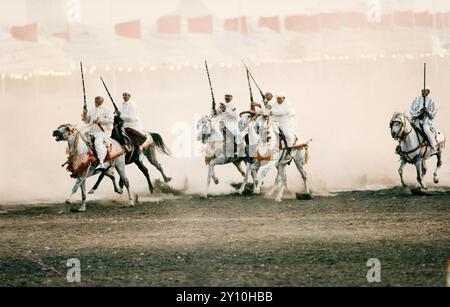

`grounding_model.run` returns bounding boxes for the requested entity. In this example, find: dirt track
[0,187,449,287]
